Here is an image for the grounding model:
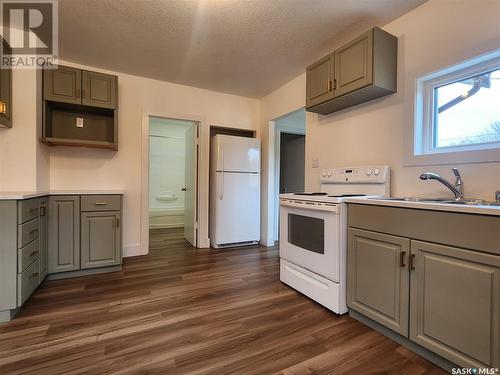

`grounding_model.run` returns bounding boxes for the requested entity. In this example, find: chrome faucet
[419,168,464,200]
